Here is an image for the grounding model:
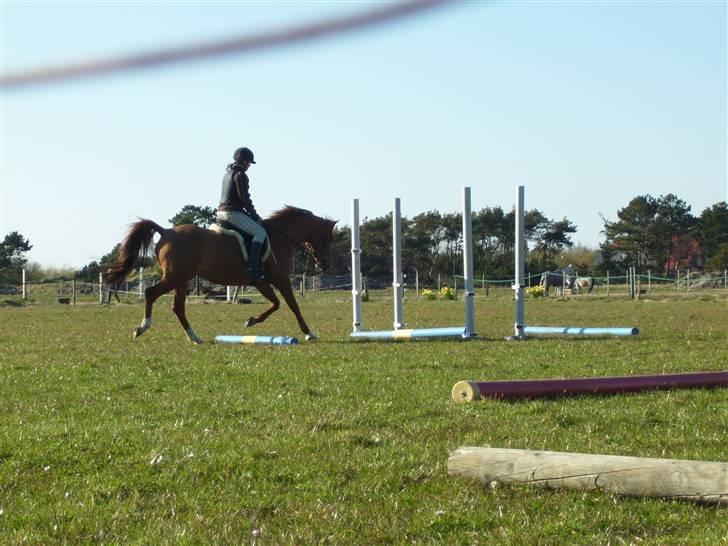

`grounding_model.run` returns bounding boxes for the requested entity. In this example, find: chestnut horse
[106,206,337,343]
